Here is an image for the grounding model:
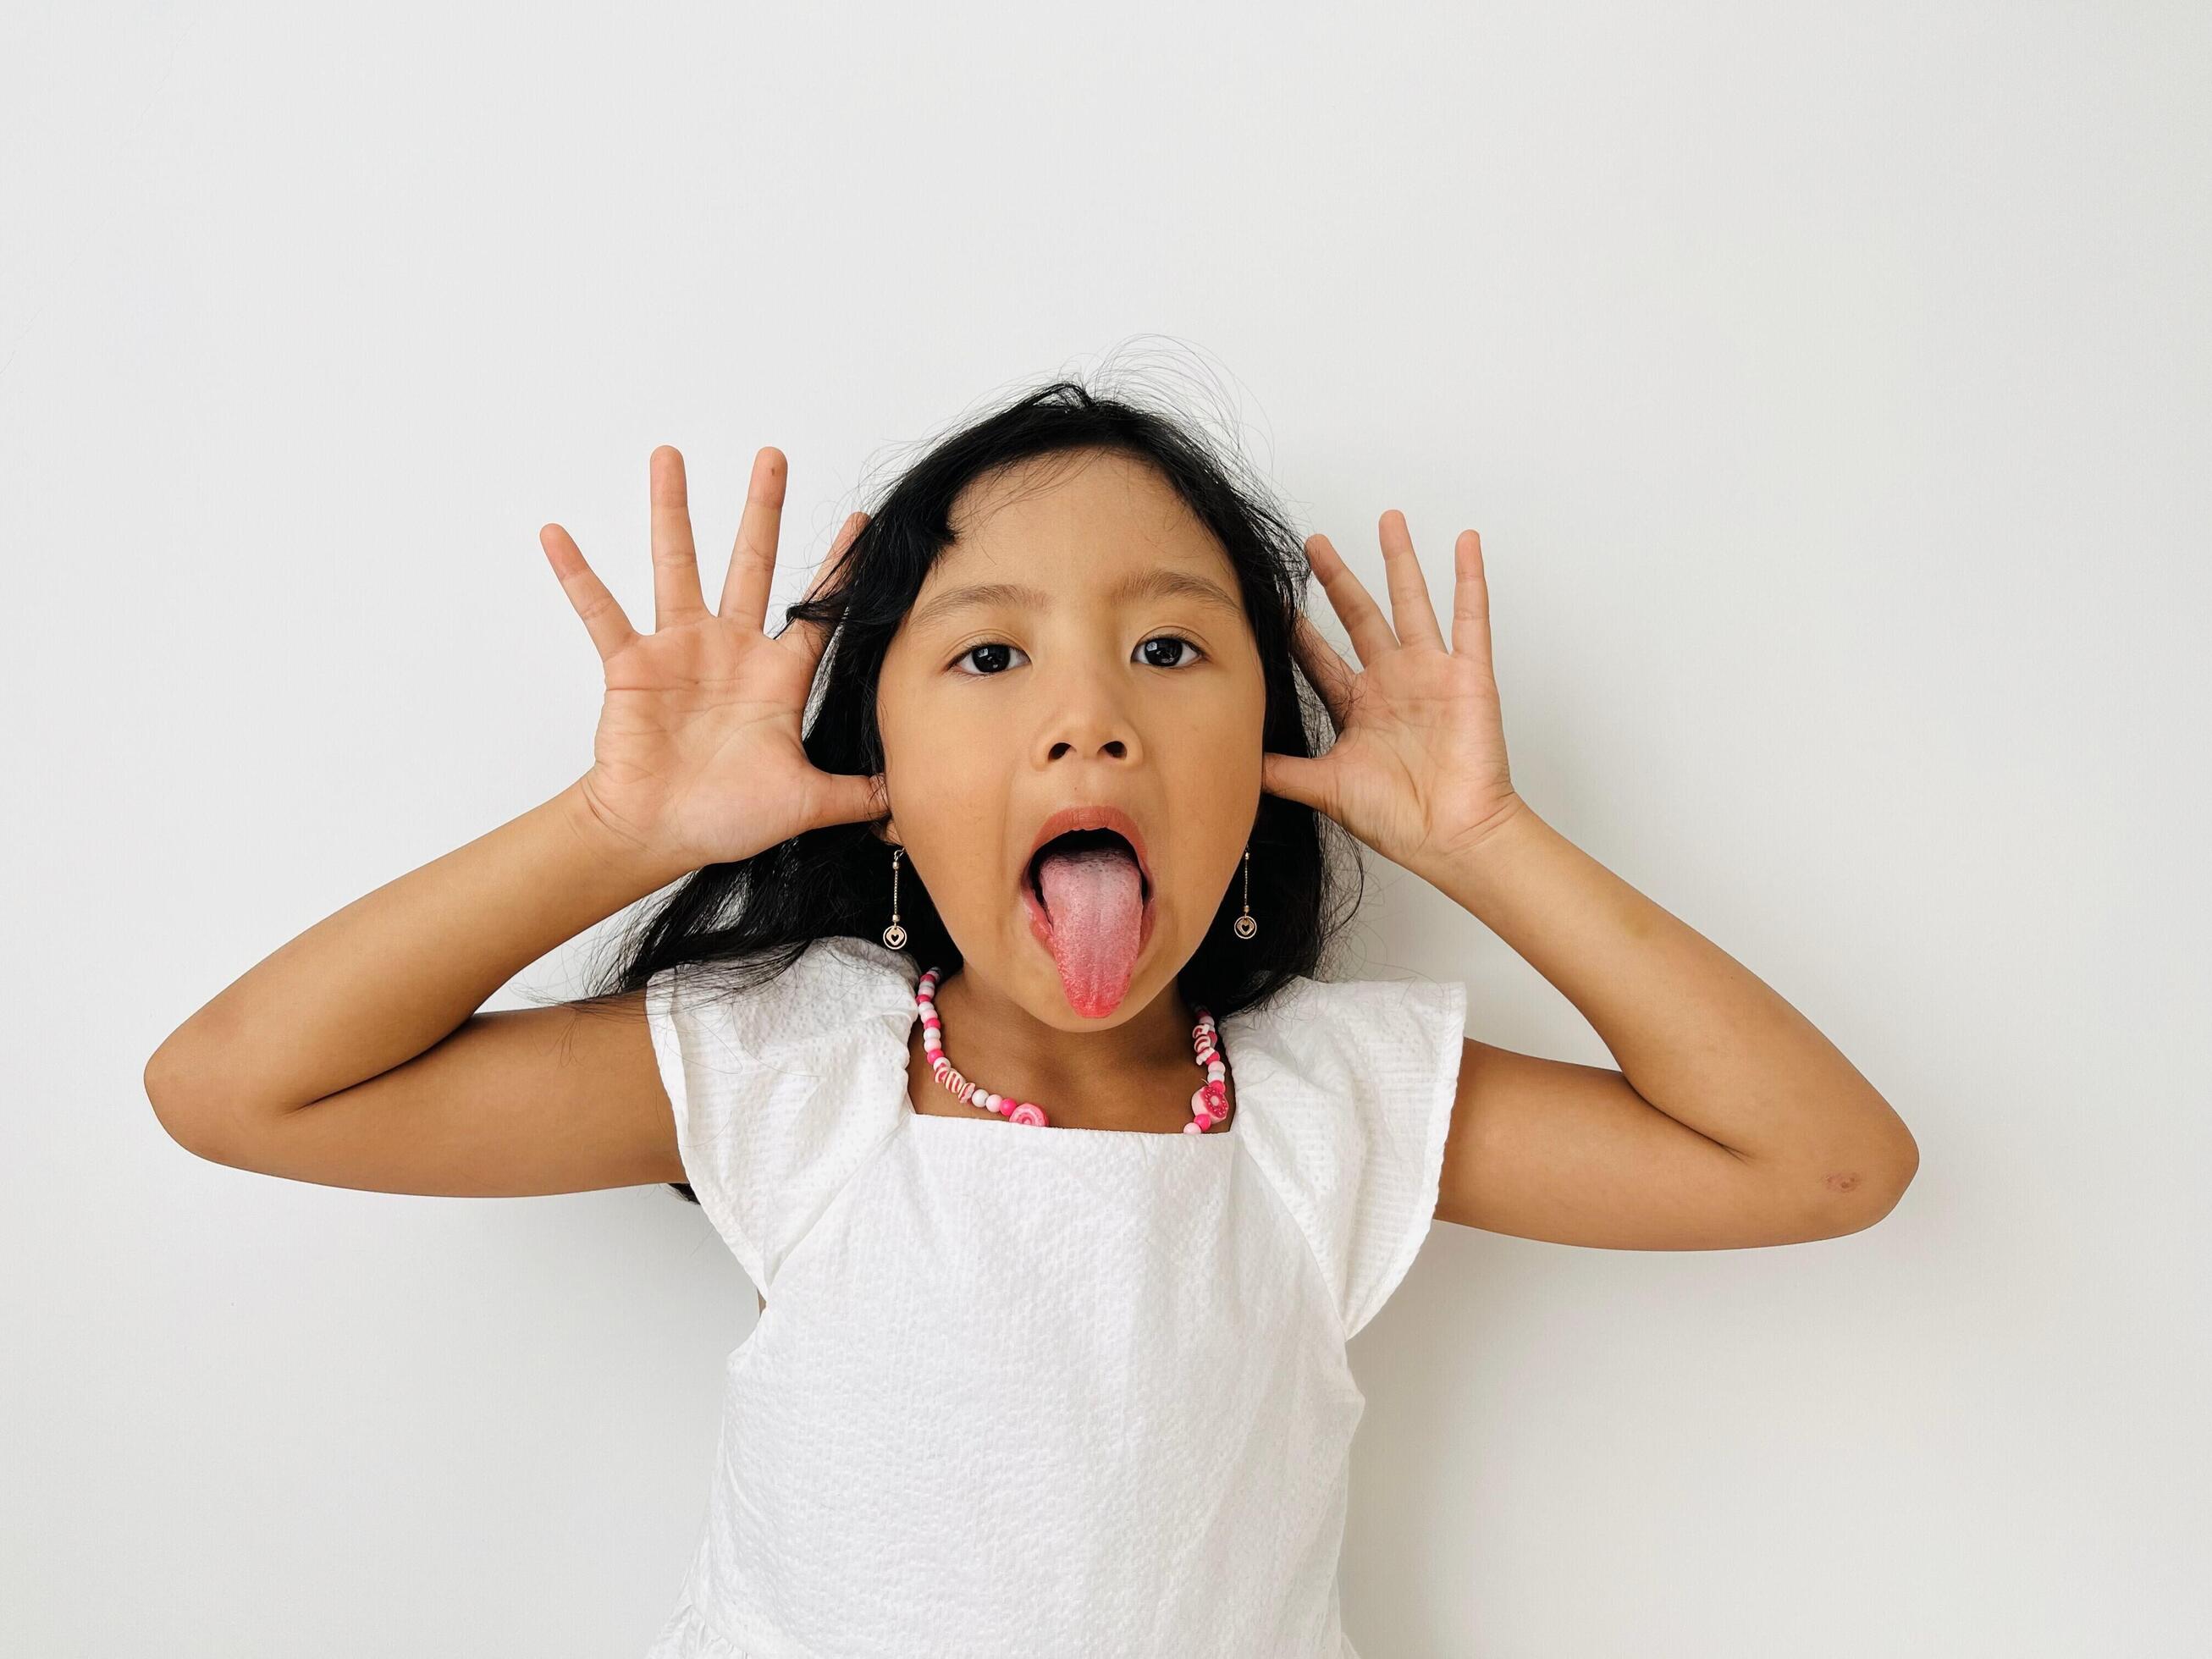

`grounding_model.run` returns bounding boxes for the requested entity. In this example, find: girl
[145,379,1918,1657]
